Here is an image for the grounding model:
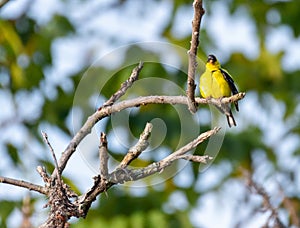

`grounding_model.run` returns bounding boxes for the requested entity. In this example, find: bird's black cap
[207,54,217,63]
